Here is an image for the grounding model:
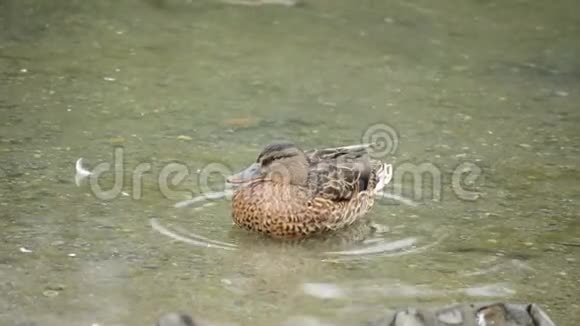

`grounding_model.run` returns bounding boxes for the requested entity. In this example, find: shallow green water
[1,0,579,325]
